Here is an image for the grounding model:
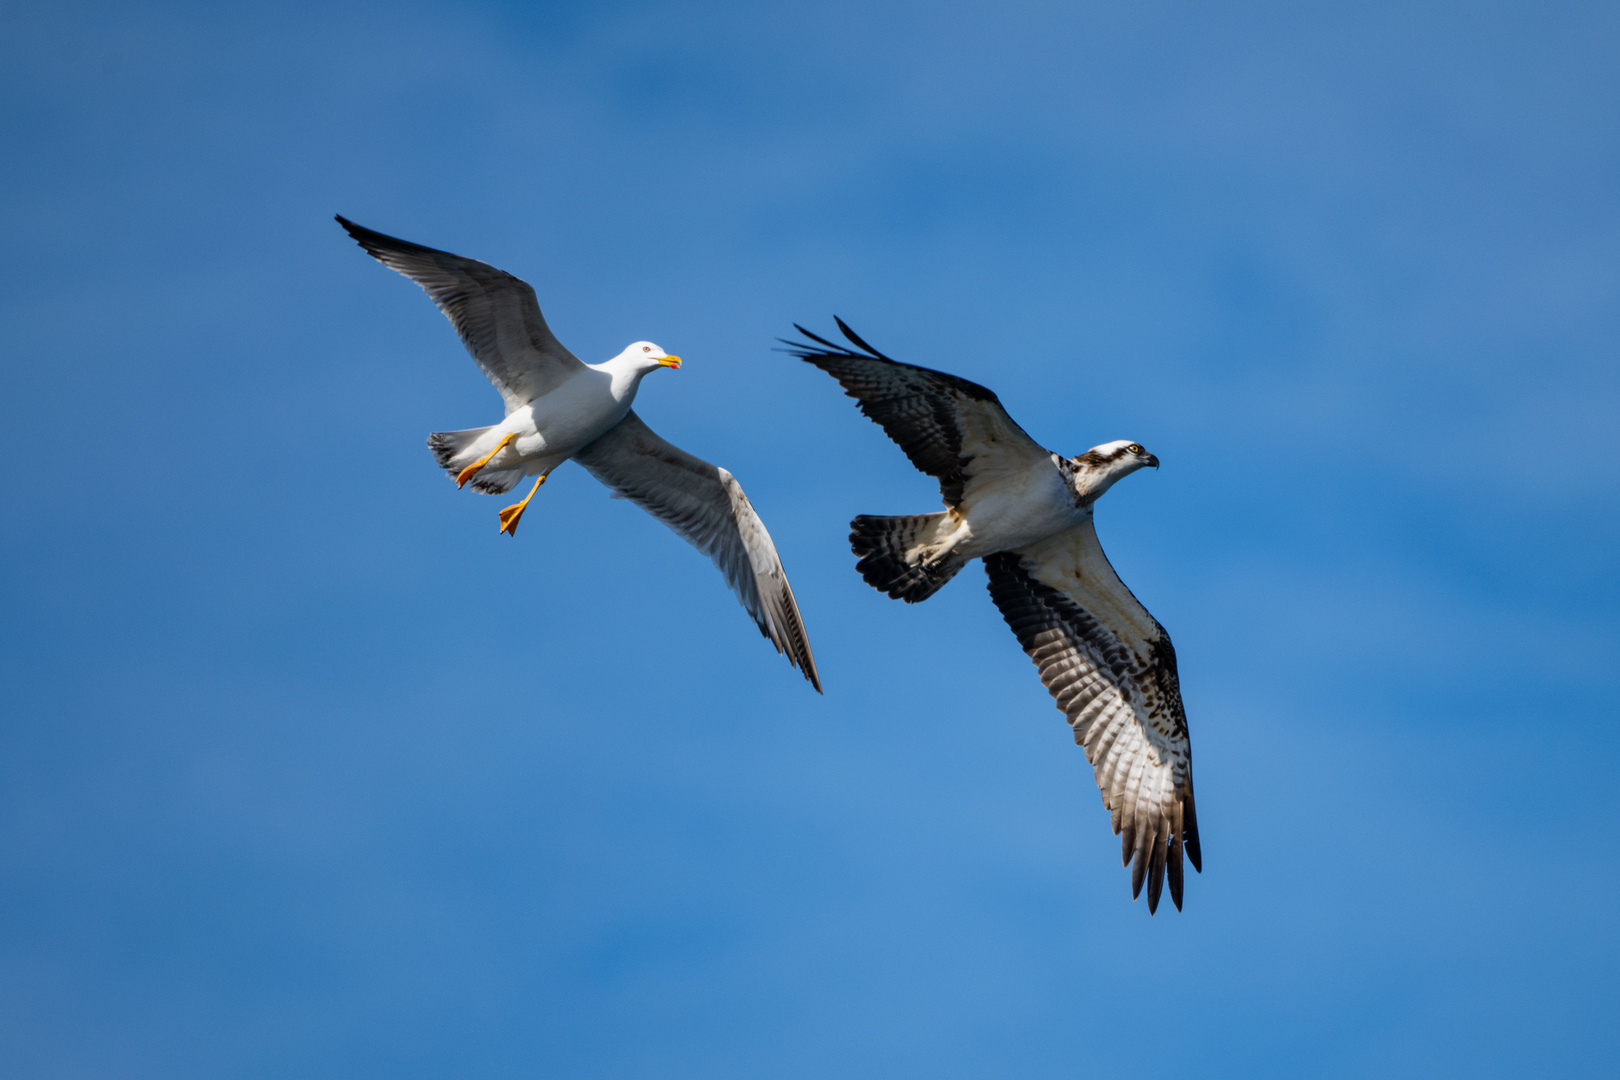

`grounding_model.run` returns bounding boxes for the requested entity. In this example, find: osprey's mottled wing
[337,216,587,414]
[573,411,822,692]
[984,521,1199,913]
[782,319,1050,508]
